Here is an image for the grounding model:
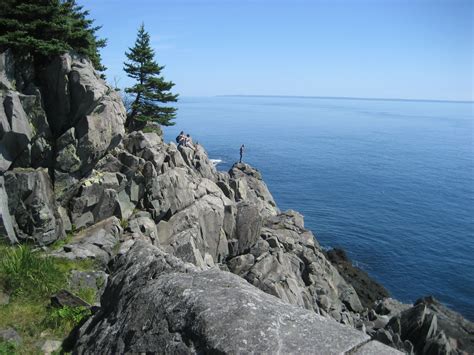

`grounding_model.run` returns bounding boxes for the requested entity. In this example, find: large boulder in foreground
[72,241,400,354]
[2,168,64,245]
